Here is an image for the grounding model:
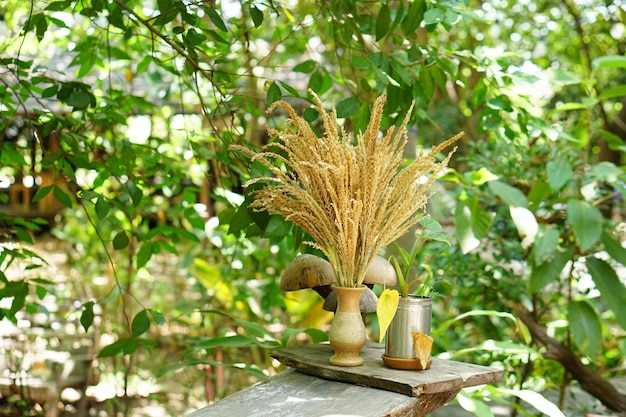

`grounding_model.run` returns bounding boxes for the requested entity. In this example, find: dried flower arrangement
[233,92,462,289]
